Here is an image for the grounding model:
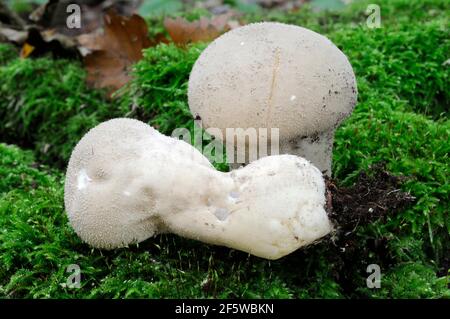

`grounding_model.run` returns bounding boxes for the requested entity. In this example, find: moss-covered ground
[0,0,448,298]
